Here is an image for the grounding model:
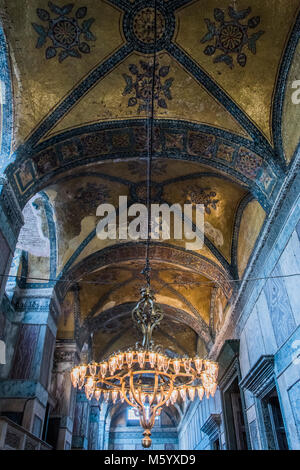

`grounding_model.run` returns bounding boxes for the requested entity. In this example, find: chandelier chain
[142,0,158,288]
